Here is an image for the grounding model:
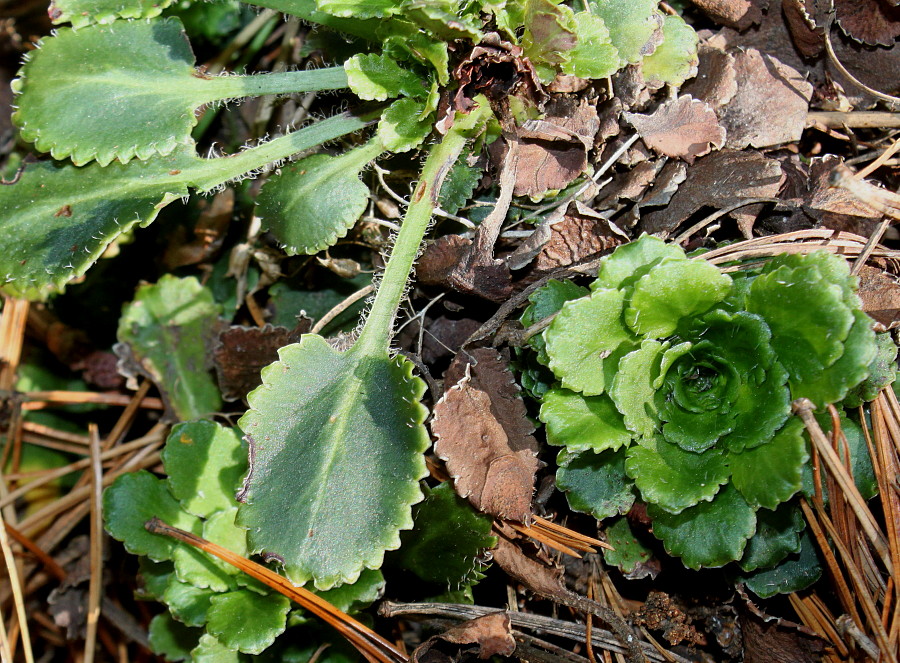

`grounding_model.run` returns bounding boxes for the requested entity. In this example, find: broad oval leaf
[589,0,663,65]
[256,140,382,255]
[13,18,348,166]
[236,334,429,589]
[206,590,290,655]
[556,448,636,519]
